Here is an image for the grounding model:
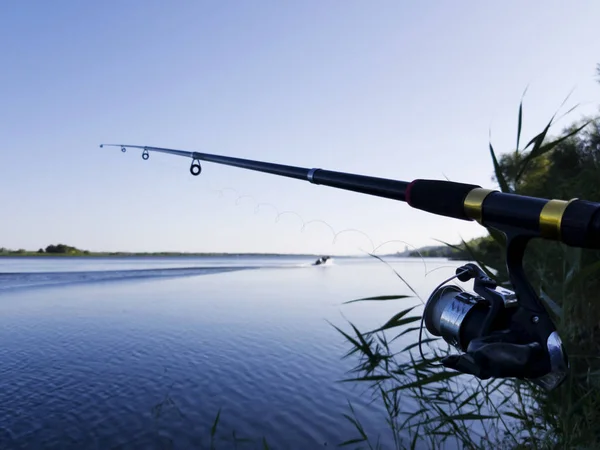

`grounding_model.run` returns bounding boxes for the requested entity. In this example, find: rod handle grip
[561,200,600,248]
[405,179,479,220]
